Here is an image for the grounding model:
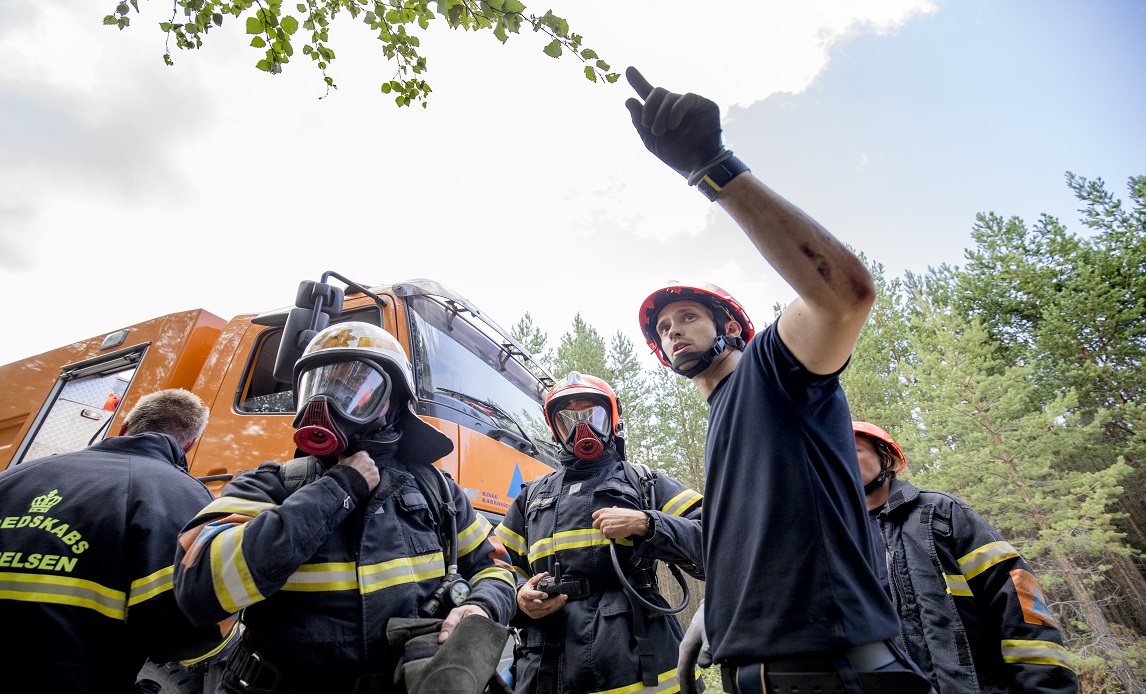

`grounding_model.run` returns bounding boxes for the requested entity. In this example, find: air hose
[608,539,691,615]
[606,472,690,616]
